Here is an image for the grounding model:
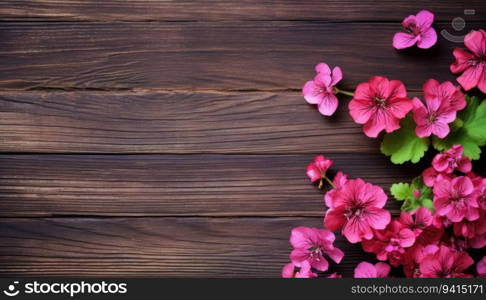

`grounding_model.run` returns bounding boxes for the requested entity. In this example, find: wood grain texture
[0,217,374,277]
[0,91,381,153]
[0,0,484,22]
[0,22,475,91]
[0,154,416,217]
